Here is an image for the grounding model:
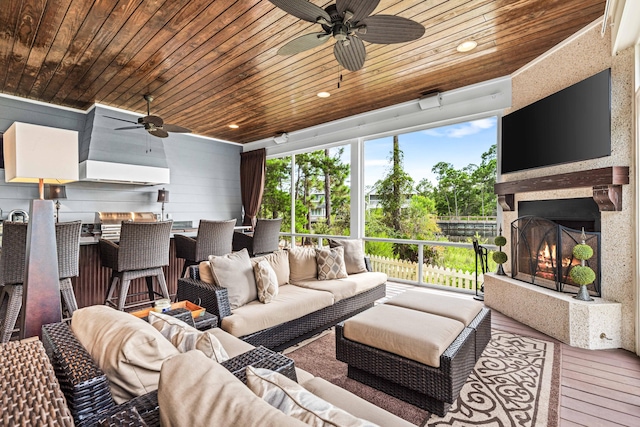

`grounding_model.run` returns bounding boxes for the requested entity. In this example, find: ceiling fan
[106,95,191,138]
[268,0,425,71]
